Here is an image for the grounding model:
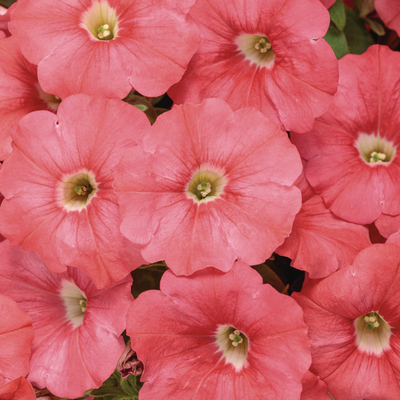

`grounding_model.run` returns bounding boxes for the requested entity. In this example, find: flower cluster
[1,0,400,399]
